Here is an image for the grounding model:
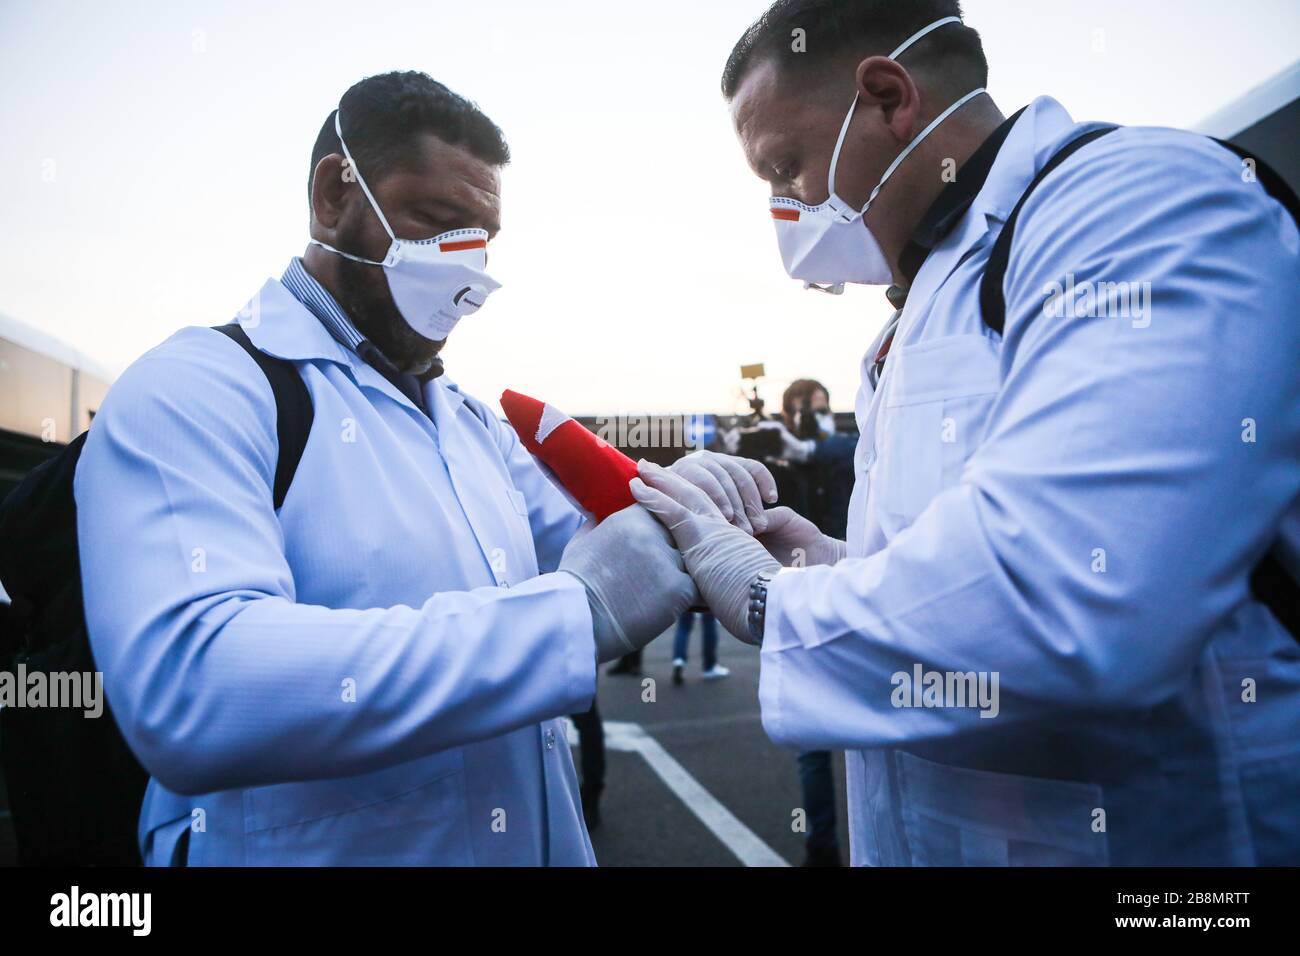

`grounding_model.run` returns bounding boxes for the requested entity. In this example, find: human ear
[854,56,921,143]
